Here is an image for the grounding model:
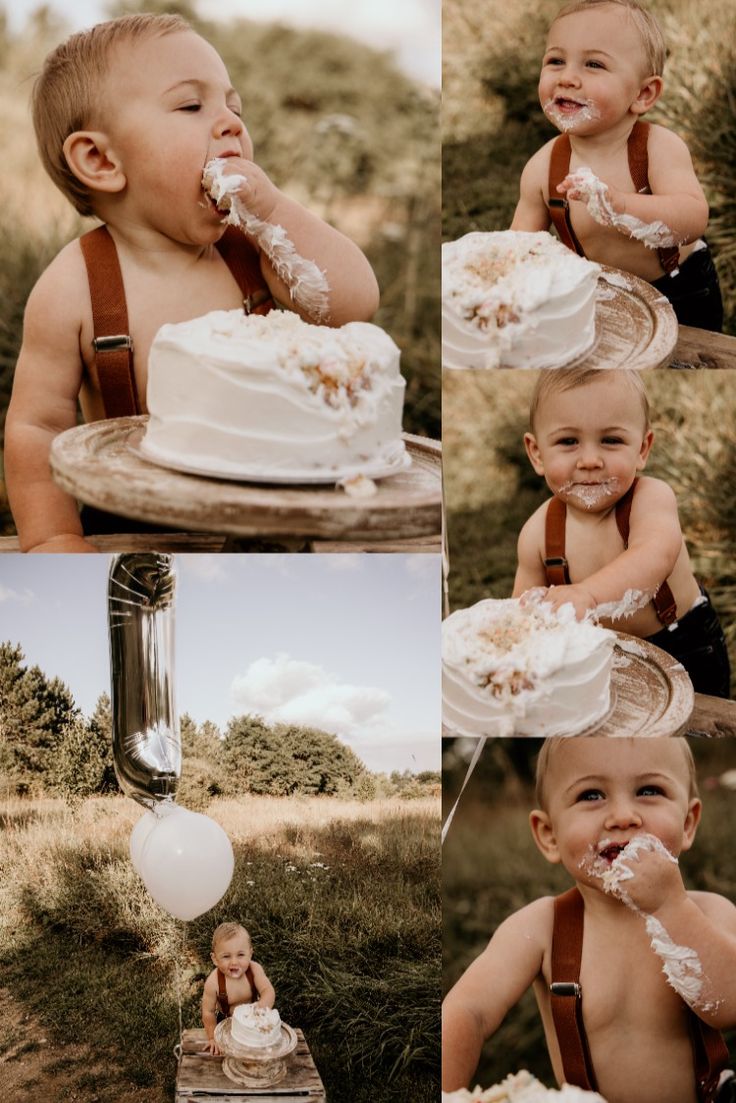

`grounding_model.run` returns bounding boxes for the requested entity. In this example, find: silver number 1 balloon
[108,554,181,808]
